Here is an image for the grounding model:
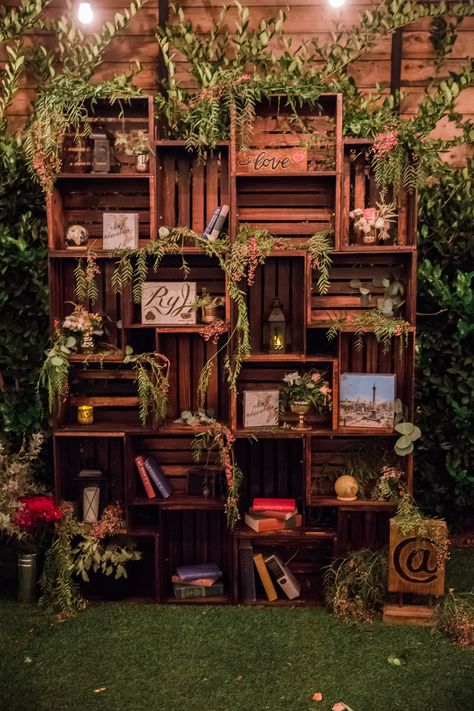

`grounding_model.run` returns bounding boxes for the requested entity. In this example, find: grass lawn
[1,549,473,711]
